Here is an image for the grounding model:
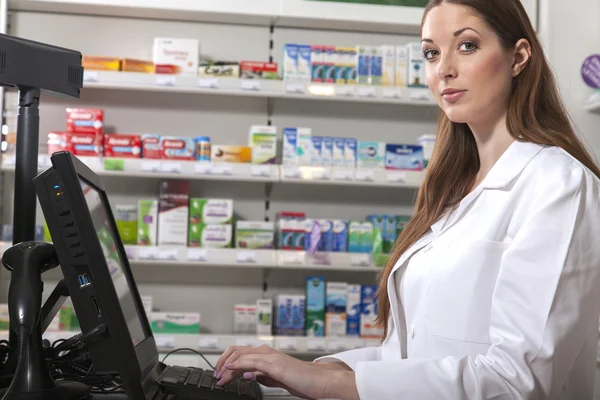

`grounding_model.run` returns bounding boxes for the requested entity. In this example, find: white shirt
[315,141,600,399]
